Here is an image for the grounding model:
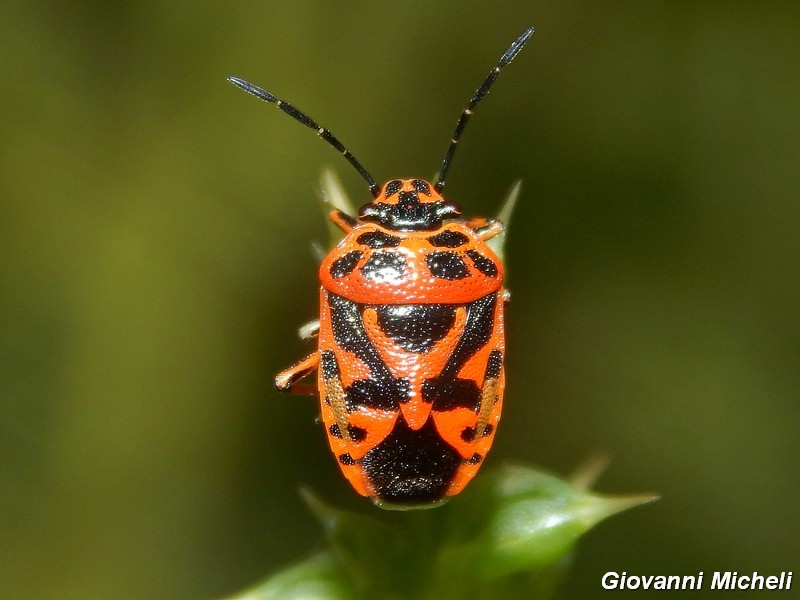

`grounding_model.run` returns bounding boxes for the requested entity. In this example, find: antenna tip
[227,76,250,92]
[500,26,535,66]
[227,76,277,103]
